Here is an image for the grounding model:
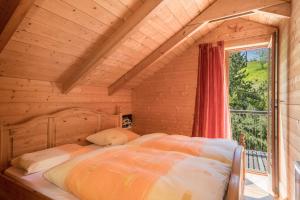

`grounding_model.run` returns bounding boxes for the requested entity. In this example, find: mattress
[5,166,78,200]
